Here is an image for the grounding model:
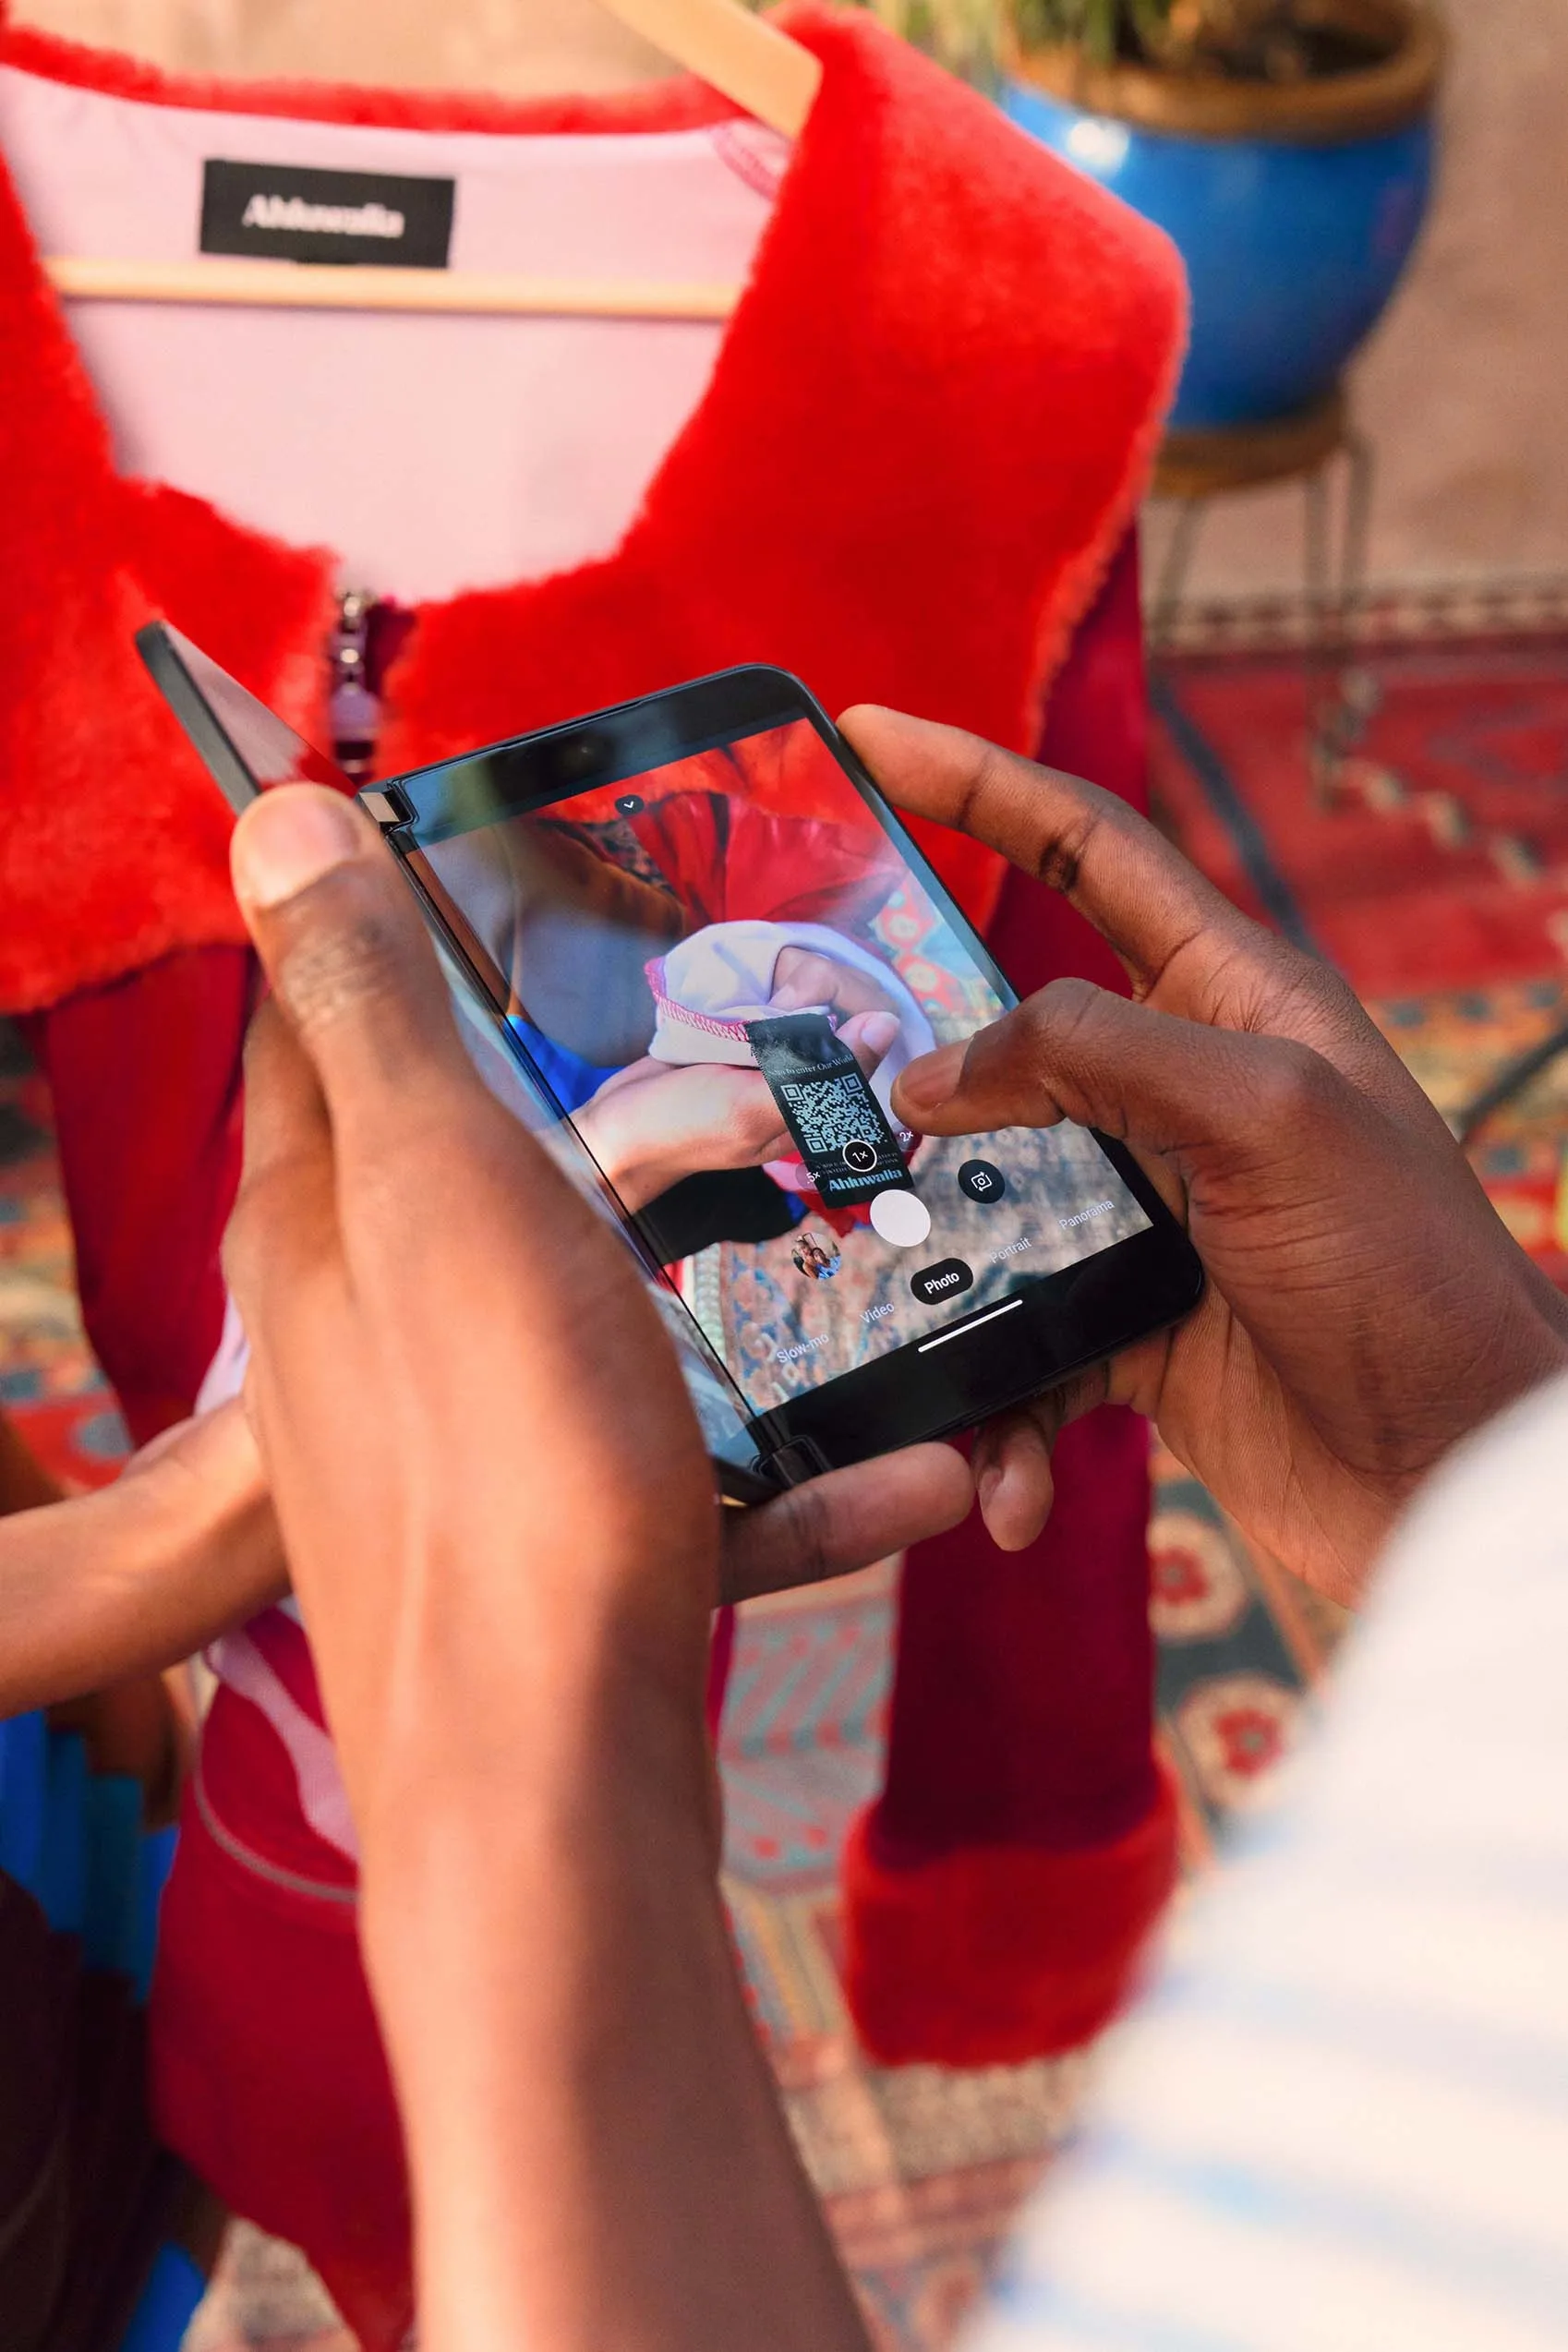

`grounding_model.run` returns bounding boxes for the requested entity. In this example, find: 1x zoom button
[910,1258,974,1307]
